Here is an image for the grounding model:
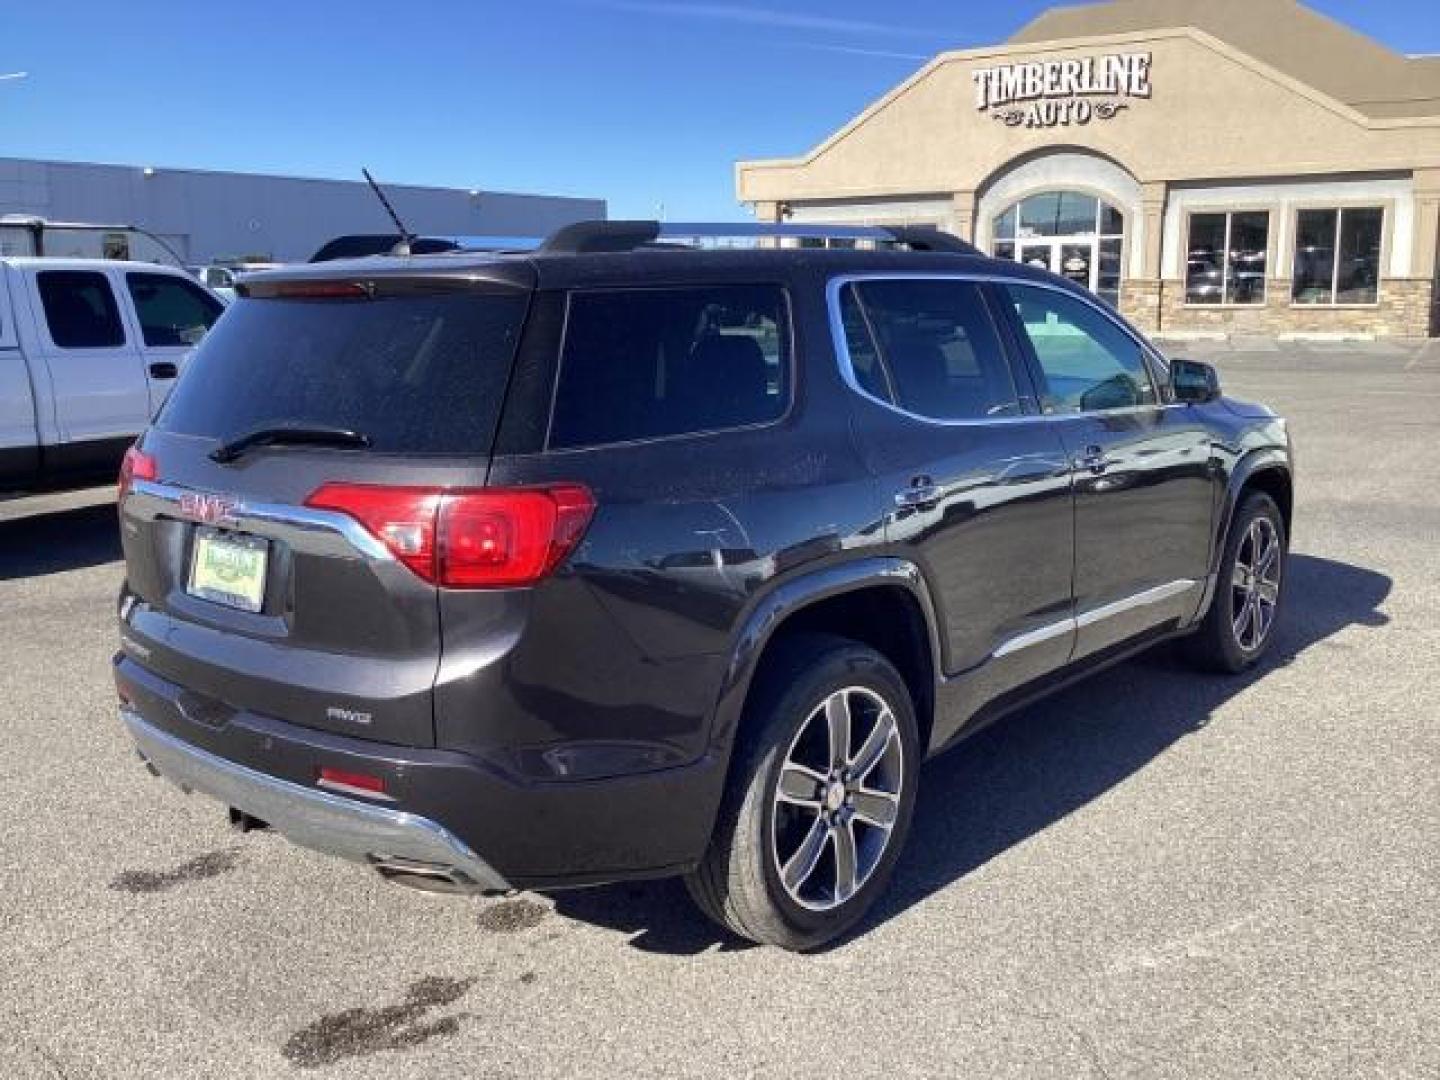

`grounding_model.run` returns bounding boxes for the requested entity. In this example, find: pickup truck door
[116,269,225,414]
[25,266,151,446]
[0,268,41,483]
